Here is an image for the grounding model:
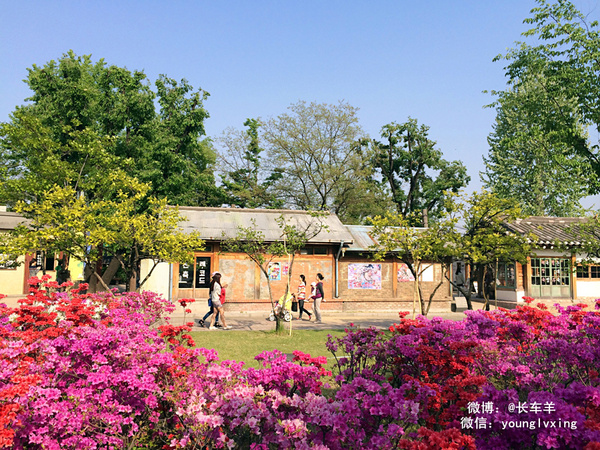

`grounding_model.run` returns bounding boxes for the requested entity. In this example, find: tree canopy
[494,0,600,193]
[261,101,385,223]
[366,118,470,226]
[217,118,283,209]
[0,51,214,289]
[483,72,592,216]
[0,50,222,207]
